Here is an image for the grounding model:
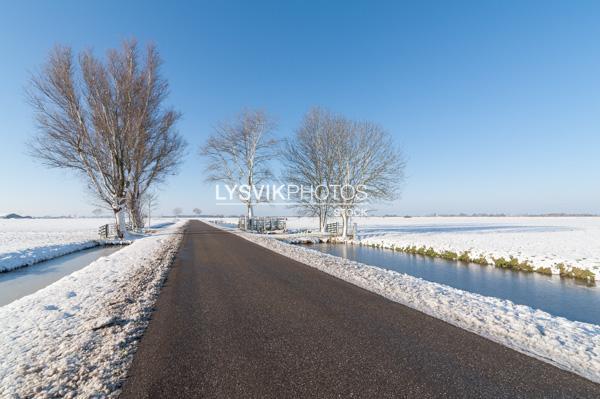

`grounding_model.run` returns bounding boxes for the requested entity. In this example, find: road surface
[120,220,600,398]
